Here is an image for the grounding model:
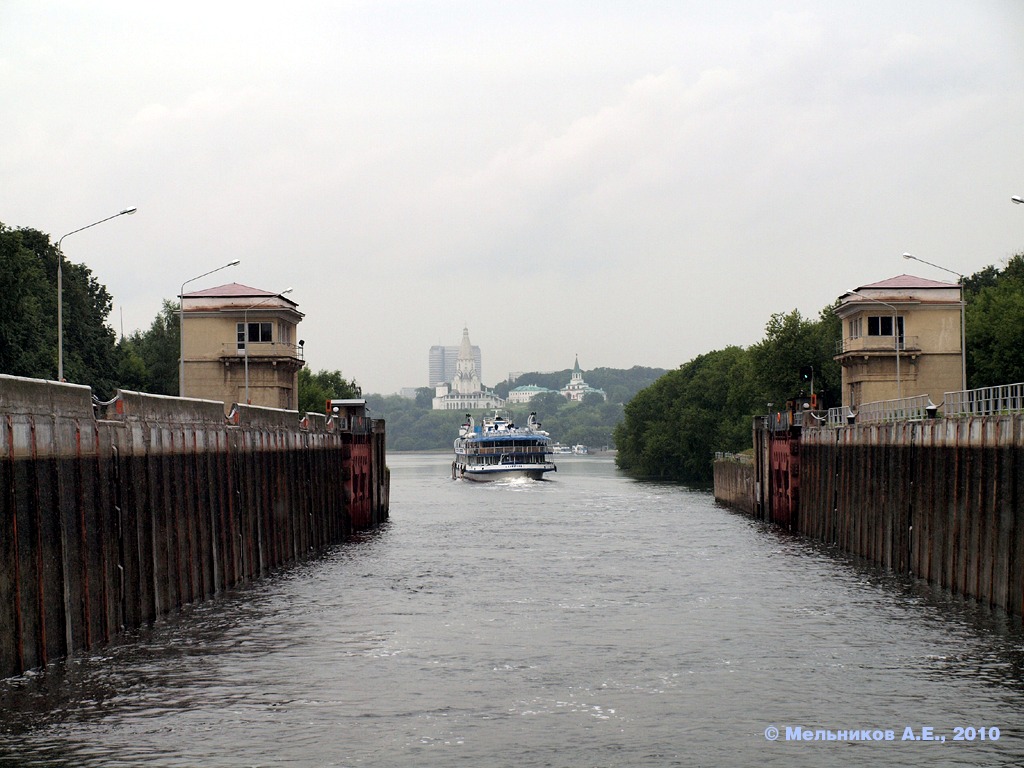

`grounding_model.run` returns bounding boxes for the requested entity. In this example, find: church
[432,327,505,410]
[560,356,606,401]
